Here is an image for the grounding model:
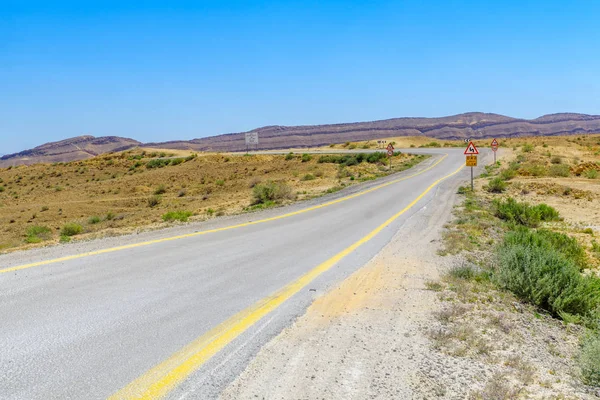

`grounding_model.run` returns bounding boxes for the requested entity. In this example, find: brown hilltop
[0,135,141,167]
